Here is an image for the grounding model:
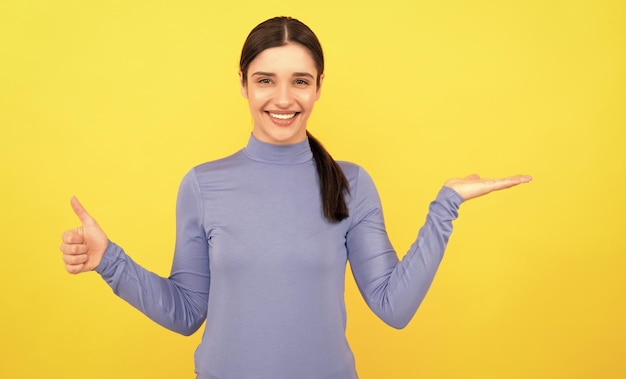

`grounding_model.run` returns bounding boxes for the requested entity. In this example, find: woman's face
[240,43,323,145]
